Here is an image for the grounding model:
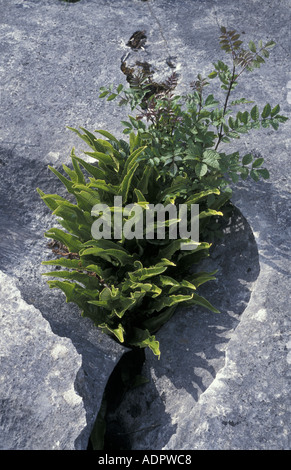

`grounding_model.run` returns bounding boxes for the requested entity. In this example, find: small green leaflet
[202,149,220,169]
[242,153,253,166]
[251,105,259,121]
[249,40,256,53]
[262,103,271,119]
[252,157,264,168]
[195,162,208,178]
